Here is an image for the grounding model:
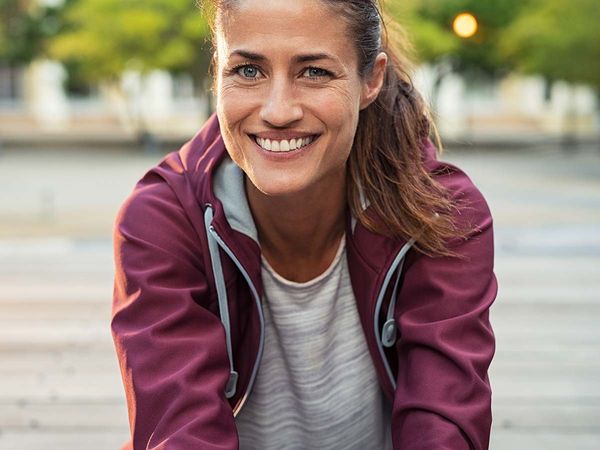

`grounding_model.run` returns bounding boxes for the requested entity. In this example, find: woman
[111,0,498,449]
